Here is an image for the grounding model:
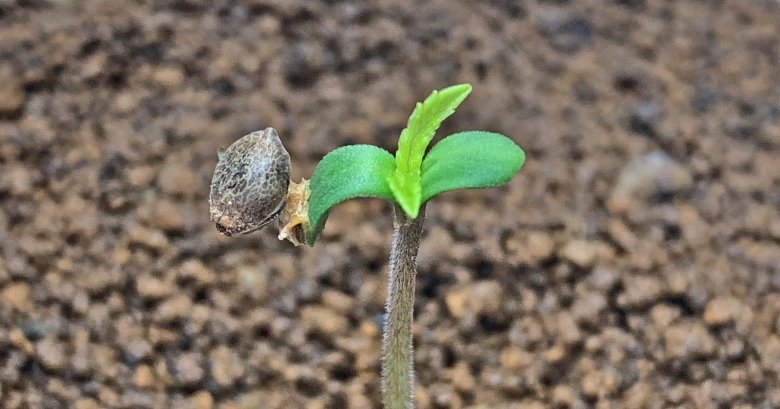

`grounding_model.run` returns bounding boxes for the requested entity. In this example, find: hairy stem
[382,204,425,409]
